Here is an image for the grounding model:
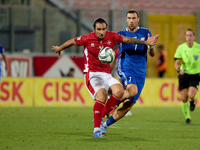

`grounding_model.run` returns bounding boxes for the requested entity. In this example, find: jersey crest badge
[194,55,198,61]
[107,40,111,45]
